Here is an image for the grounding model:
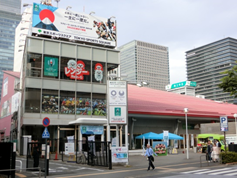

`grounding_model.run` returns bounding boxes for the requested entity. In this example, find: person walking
[207,140,212,162]
[144,144,157,171]
[212,143,219,162]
